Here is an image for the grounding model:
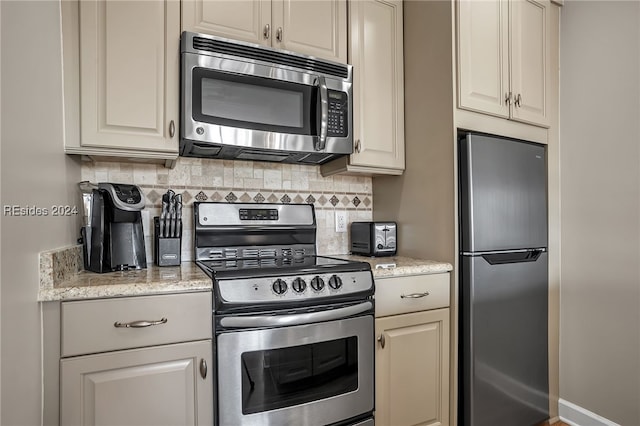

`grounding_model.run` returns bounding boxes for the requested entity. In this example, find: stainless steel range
[194,202,375,426]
